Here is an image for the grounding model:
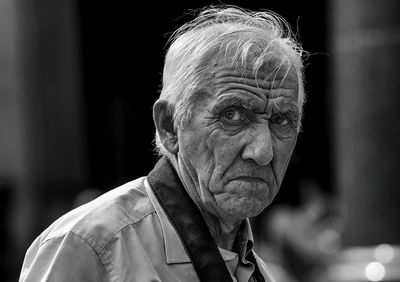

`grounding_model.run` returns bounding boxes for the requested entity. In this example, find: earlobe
[153,100,179,154]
